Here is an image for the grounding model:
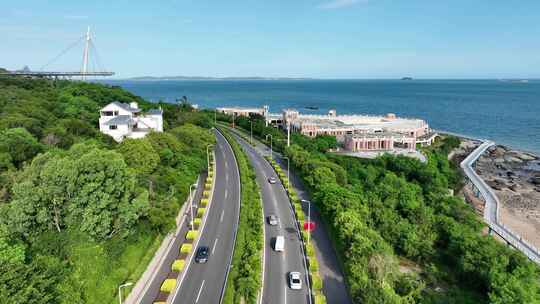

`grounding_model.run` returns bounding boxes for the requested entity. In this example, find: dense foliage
[0,76,214,303]
[228,115,540,304]
[219,128,263,304]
